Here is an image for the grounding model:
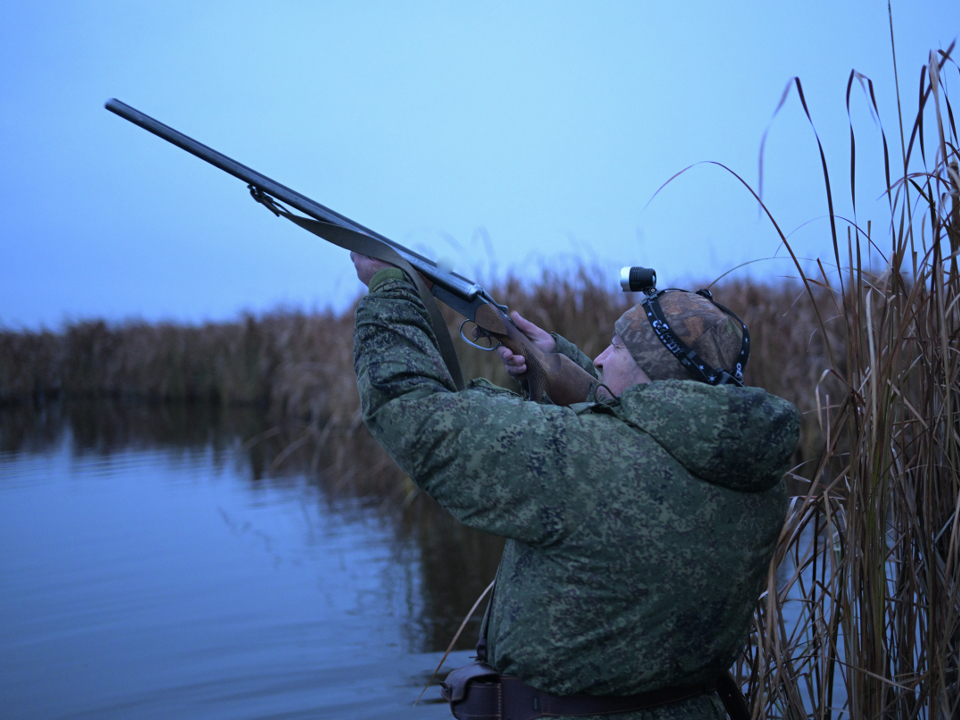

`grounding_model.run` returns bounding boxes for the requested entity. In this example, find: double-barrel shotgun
[104,99,598,405]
